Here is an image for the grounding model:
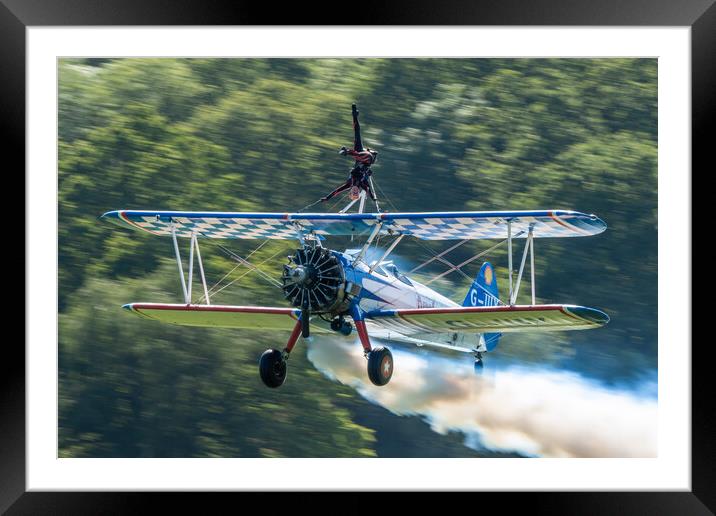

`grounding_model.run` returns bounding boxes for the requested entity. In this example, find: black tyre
[474,358,484,374]
[367,346,393,386]
[259,349,287,388]
[331,318,353,336]
[339,321,353,336]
